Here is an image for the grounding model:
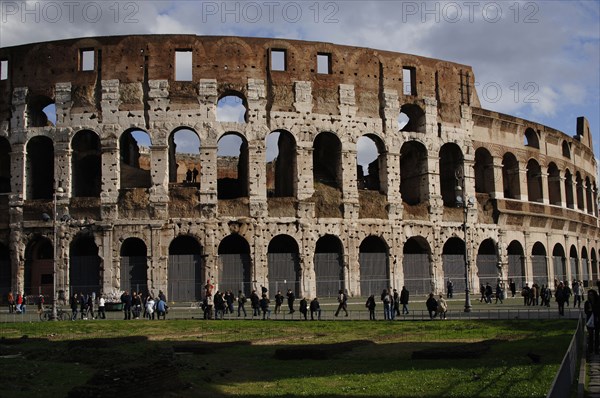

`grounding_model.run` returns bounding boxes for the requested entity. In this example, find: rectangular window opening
[317,53,331,74]
[80,49,95,71]
[175,50,193,81]
[0,60,7,80]
[270,49,286,71]
[403,67,417,96]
